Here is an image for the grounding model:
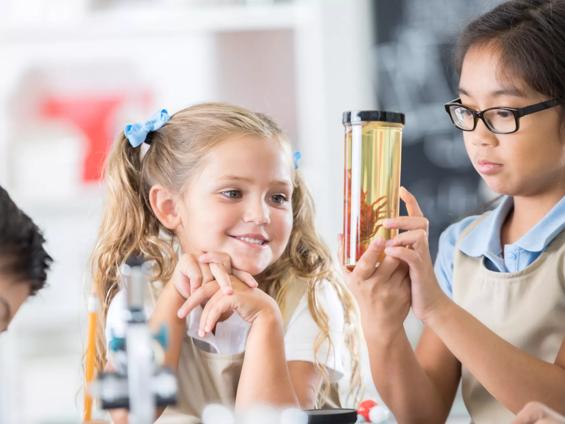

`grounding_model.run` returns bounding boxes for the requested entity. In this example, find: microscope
[96,256,177,424]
